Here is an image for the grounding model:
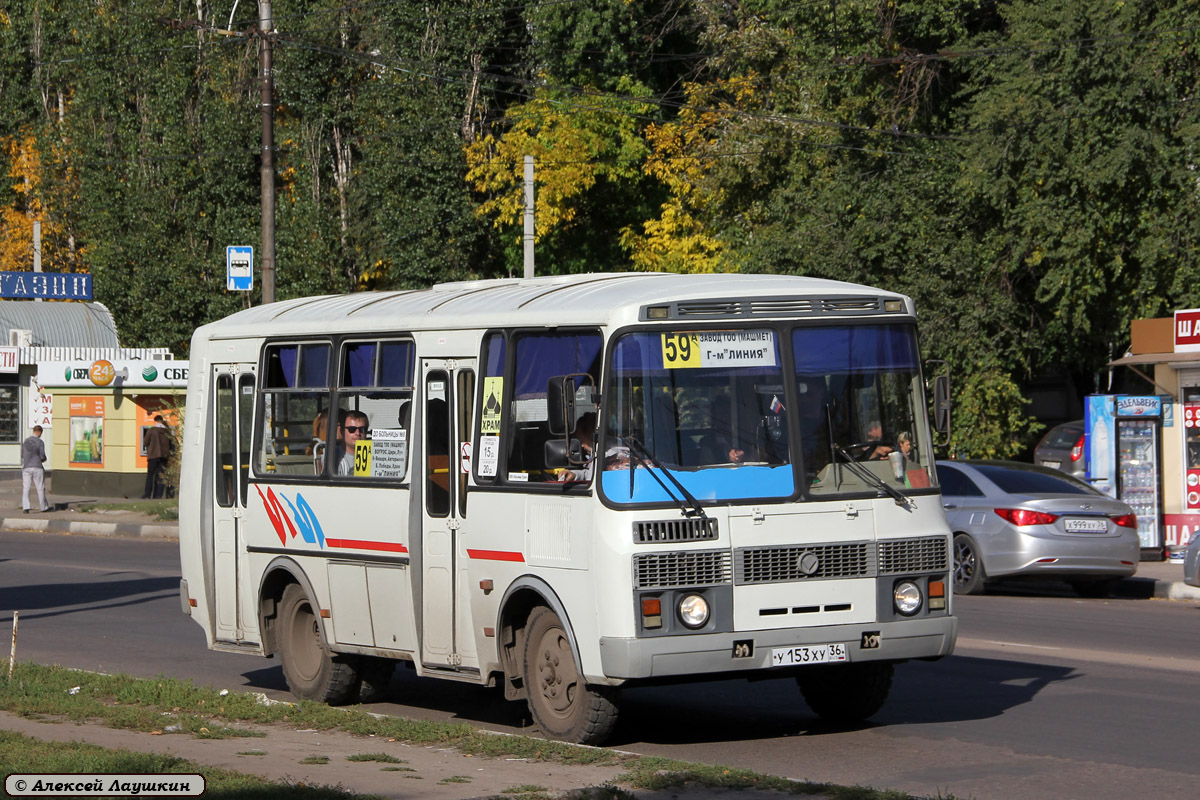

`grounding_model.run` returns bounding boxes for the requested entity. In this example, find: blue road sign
[227,246,253,291]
